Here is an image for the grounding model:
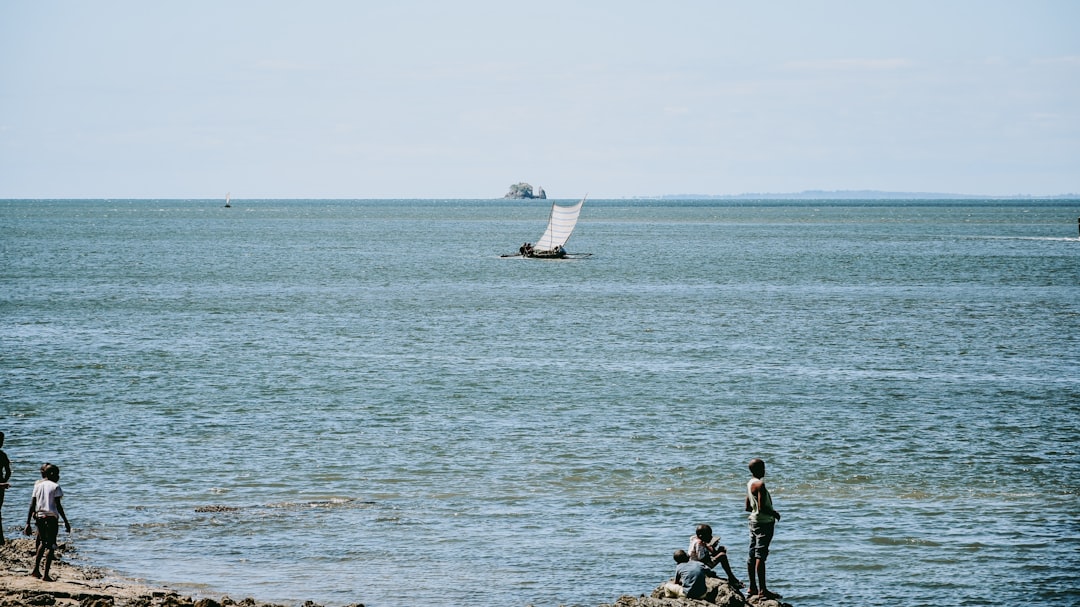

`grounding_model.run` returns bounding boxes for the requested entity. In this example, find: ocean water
[1,198,1078,607]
